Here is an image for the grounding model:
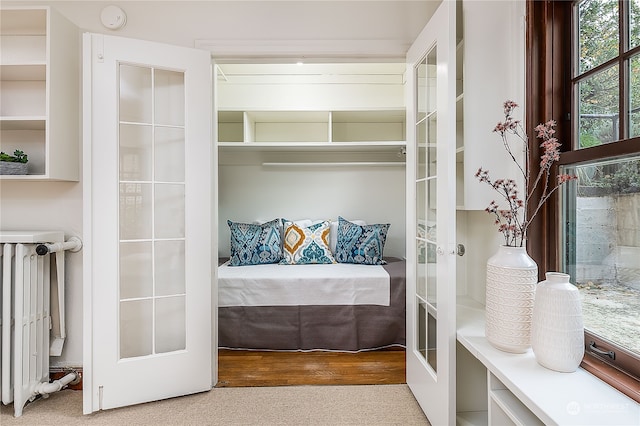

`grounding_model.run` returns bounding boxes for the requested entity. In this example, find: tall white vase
[531,272,585,372]
[485,245,538,353]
